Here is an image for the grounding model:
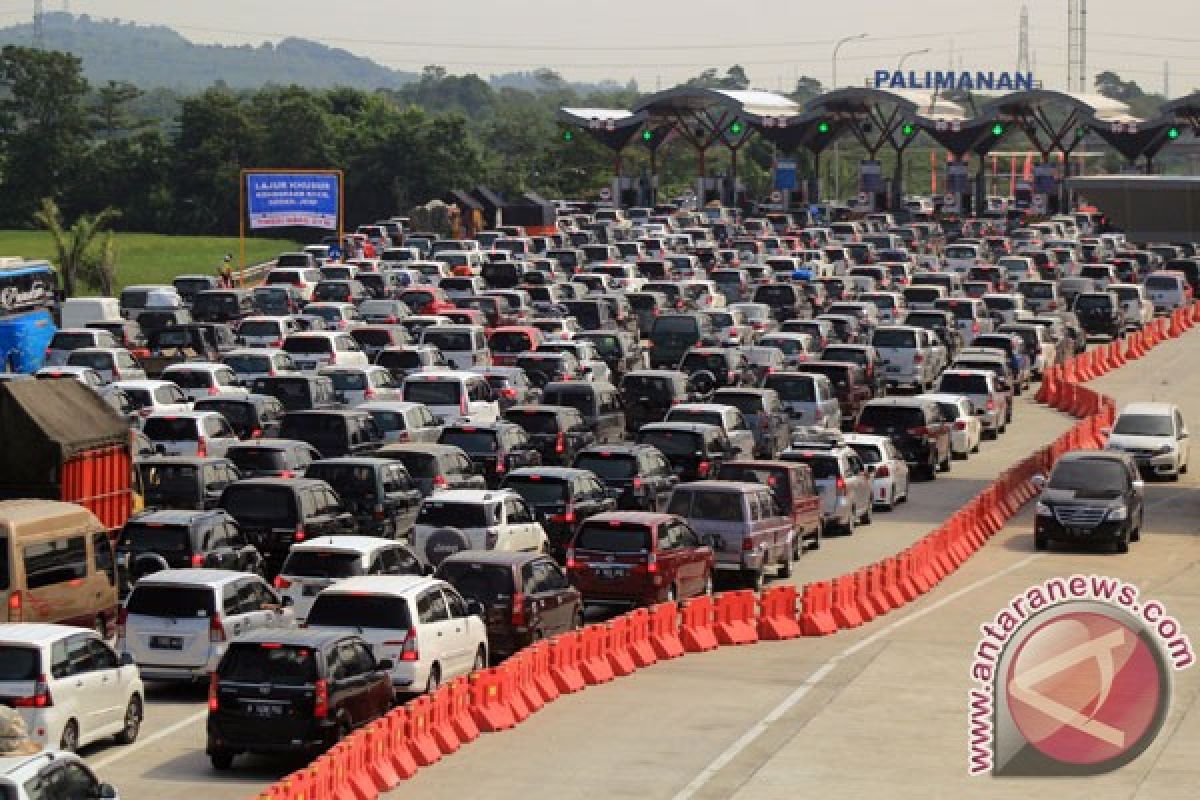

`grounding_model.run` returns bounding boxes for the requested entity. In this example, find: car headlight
[1035,501,1052,517]
[1107,506,1128,521]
